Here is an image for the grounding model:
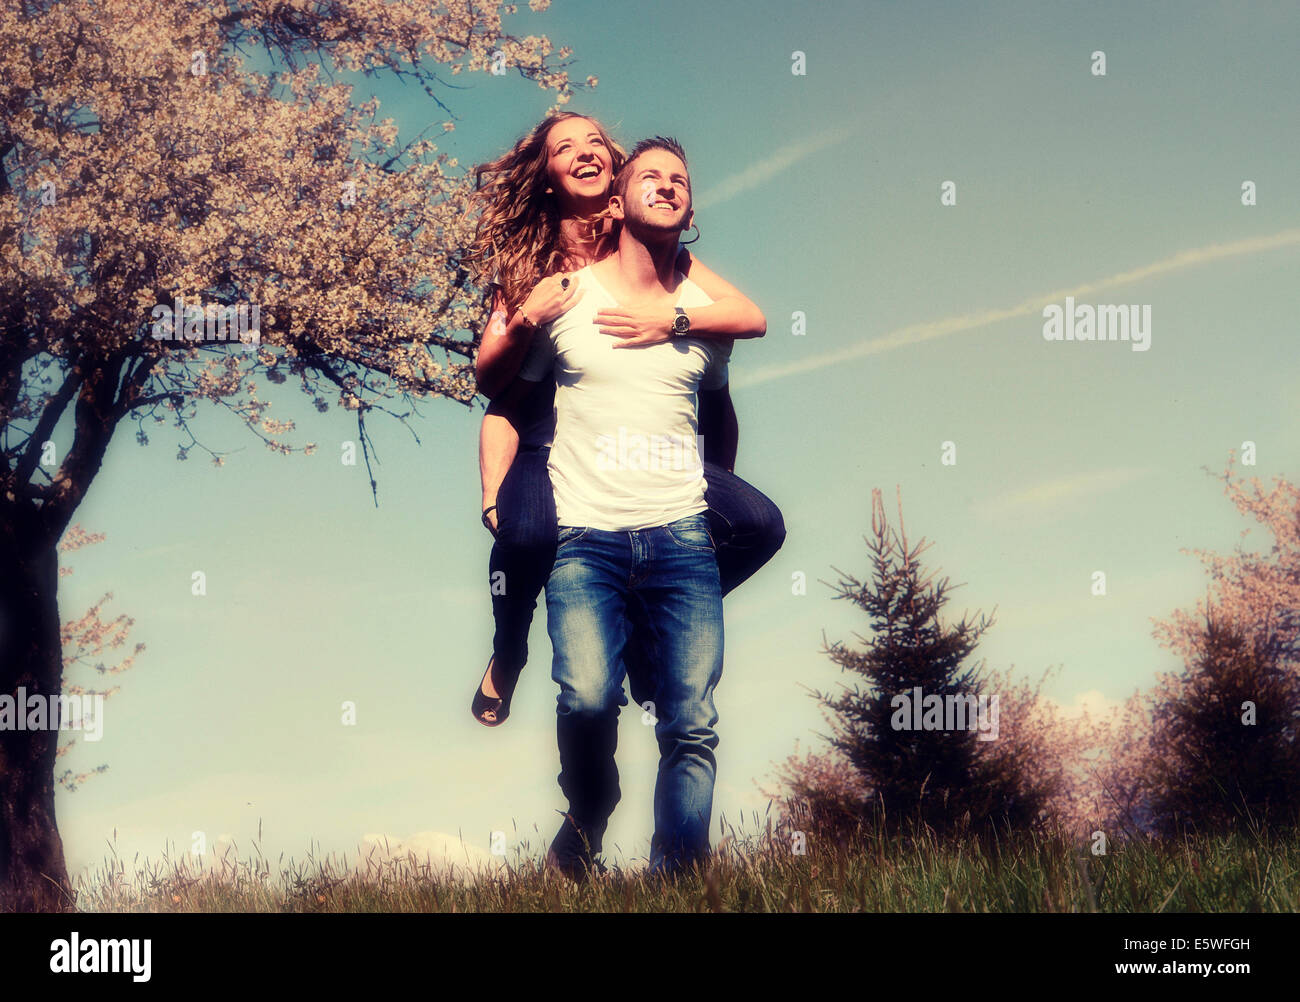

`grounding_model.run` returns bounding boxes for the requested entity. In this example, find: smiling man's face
[618,148,692,236]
